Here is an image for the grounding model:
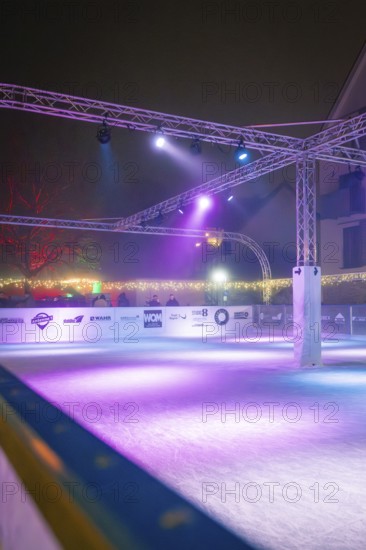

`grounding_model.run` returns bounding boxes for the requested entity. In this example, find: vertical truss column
[293,154,322,367]
[296,154,317,266]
